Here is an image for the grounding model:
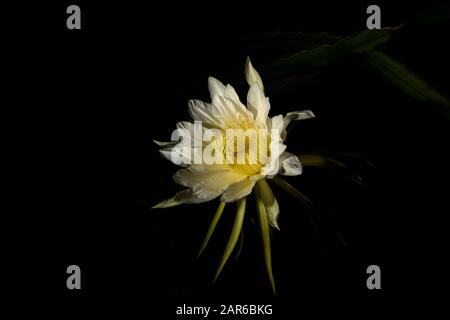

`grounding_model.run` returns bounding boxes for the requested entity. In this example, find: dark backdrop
[7,0,449,317]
